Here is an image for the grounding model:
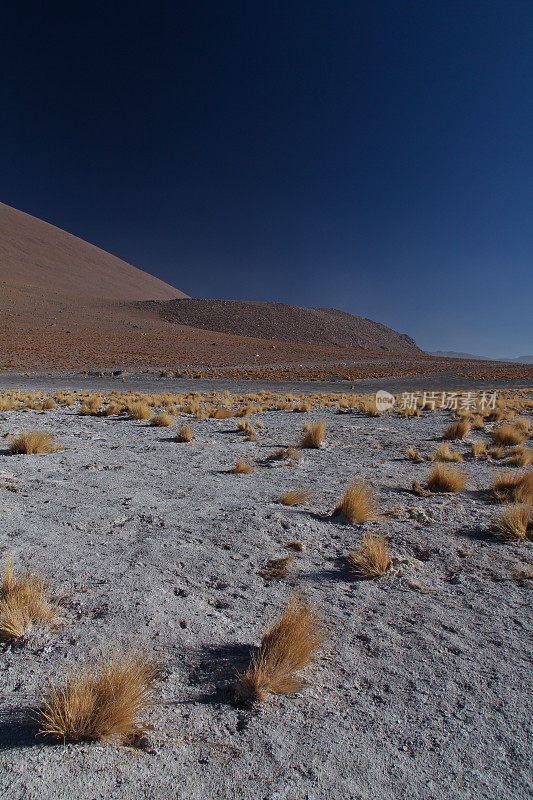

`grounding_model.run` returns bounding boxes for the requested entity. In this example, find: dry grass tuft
[128,402,153,421]
[267,445,302,462]
[494,502,532,541]
[406,446,425,462]
[333,479,378,524]
[492,470,533,503]
[487,445,506,460]
[36,647,158,743]
[236,593,326,704]
[43,398,57,410]
[285,541,304,552]
[175,424,194,443]
[231,456,254,474]
[430,442,464,463]
[489,424,527,447]
[1,558,62,640]
[300,419,325,449]
[514,417,531,435]
[346,534,392,579]
[442,418,471,440]
[412,480,434,497]
[258,555,294,581]
[471,440,487,459]
[426,464,466,493]
[9,431,60,454]
[277,490,310,506]
[150,412,174,427]
[79,394,103,416]
[507,447,533,467]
